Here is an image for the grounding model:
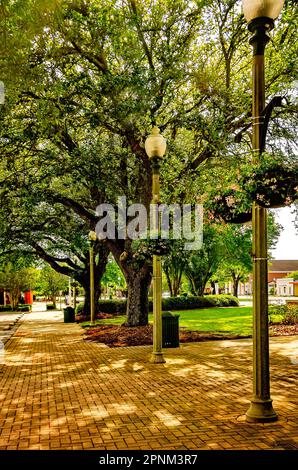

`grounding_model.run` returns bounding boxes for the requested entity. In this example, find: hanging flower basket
[132,238,173,259]
[206,189,252,224]
[242,161,298,209]
[206,158,298,223]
